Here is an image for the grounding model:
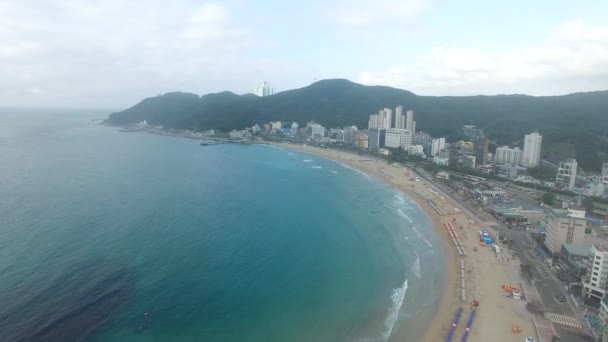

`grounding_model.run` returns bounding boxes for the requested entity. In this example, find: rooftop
[563,243,591,257]
[550,208,586,219]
